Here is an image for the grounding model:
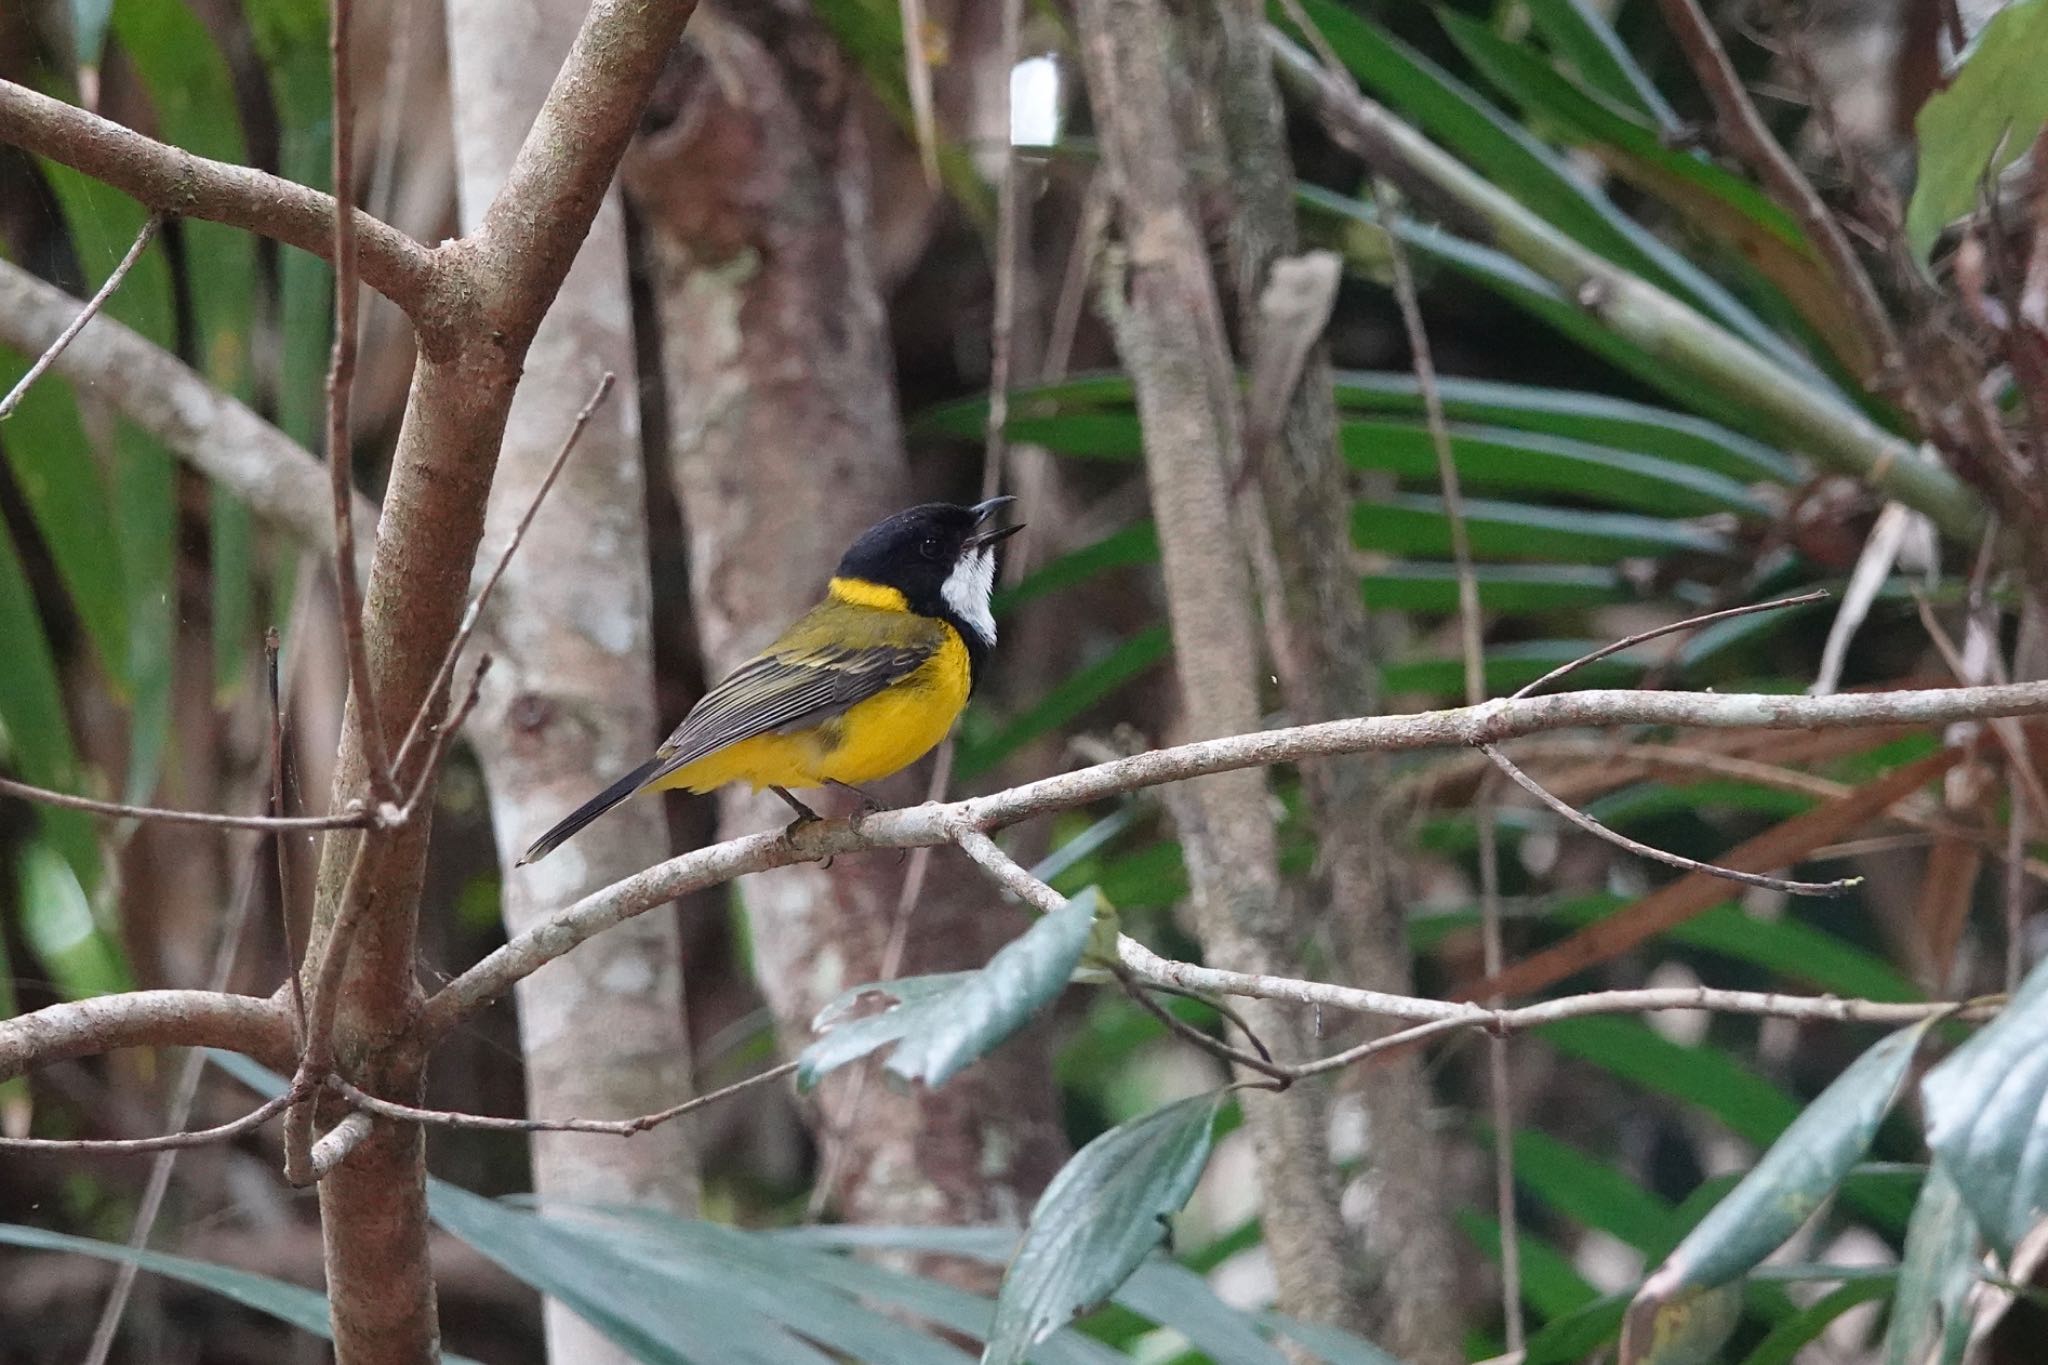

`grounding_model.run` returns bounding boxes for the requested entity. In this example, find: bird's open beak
[965,496,1023,549]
